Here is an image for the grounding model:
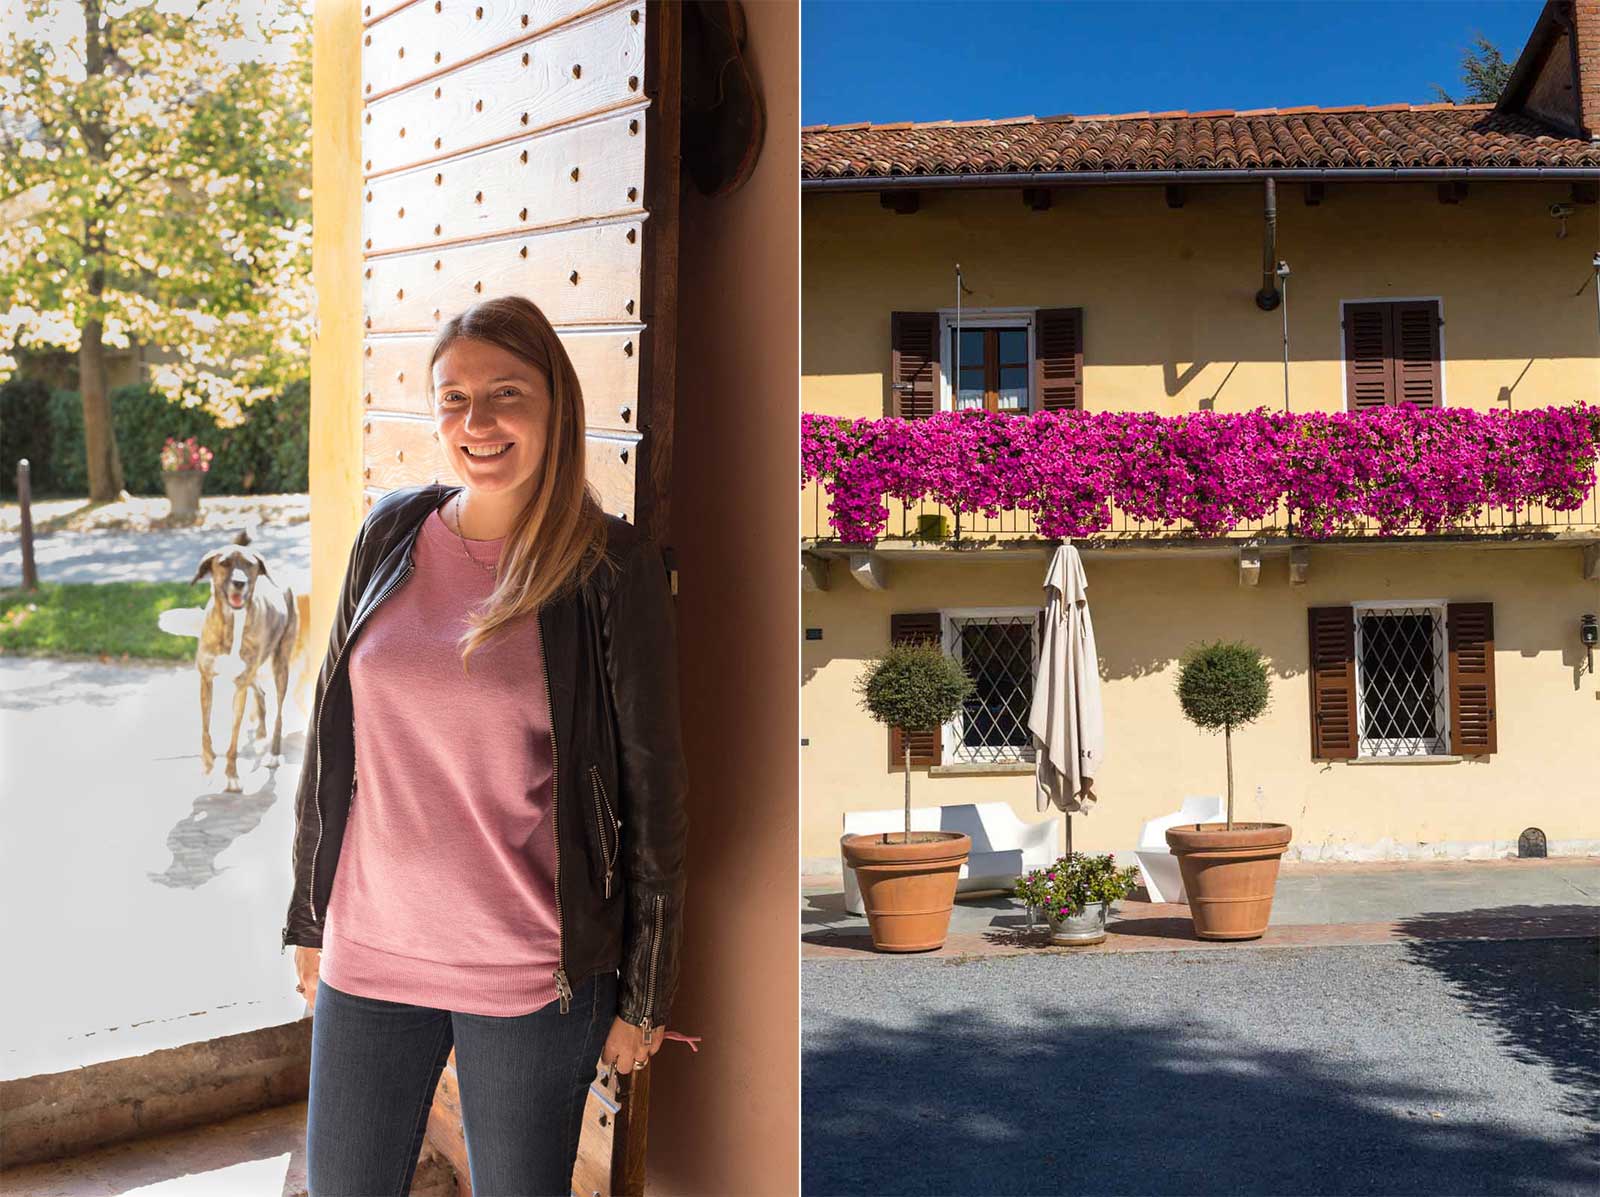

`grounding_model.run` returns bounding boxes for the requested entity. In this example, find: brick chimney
[1577,1,1600,138]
